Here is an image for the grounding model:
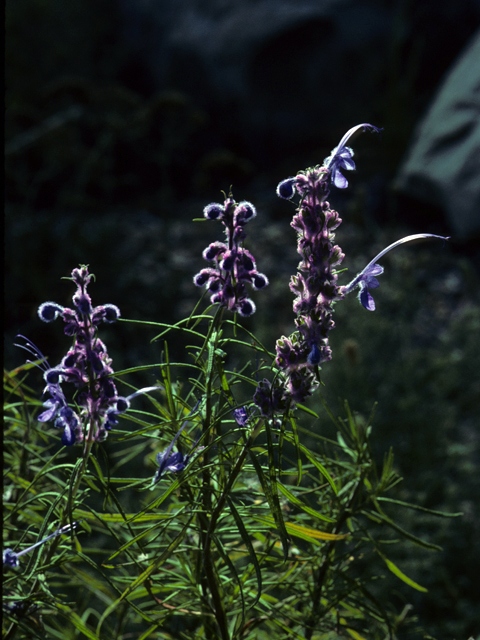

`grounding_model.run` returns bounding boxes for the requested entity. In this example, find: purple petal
[166,451,185,472]
[364,275,380,289]
[233,407,249,426]
[307,343,321,366]
[364,263,384,277]
[338,157,356,171]
[332,169,348,189]
[359,287,376,311]
[61,424,76,446]
[38,402,58,422]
